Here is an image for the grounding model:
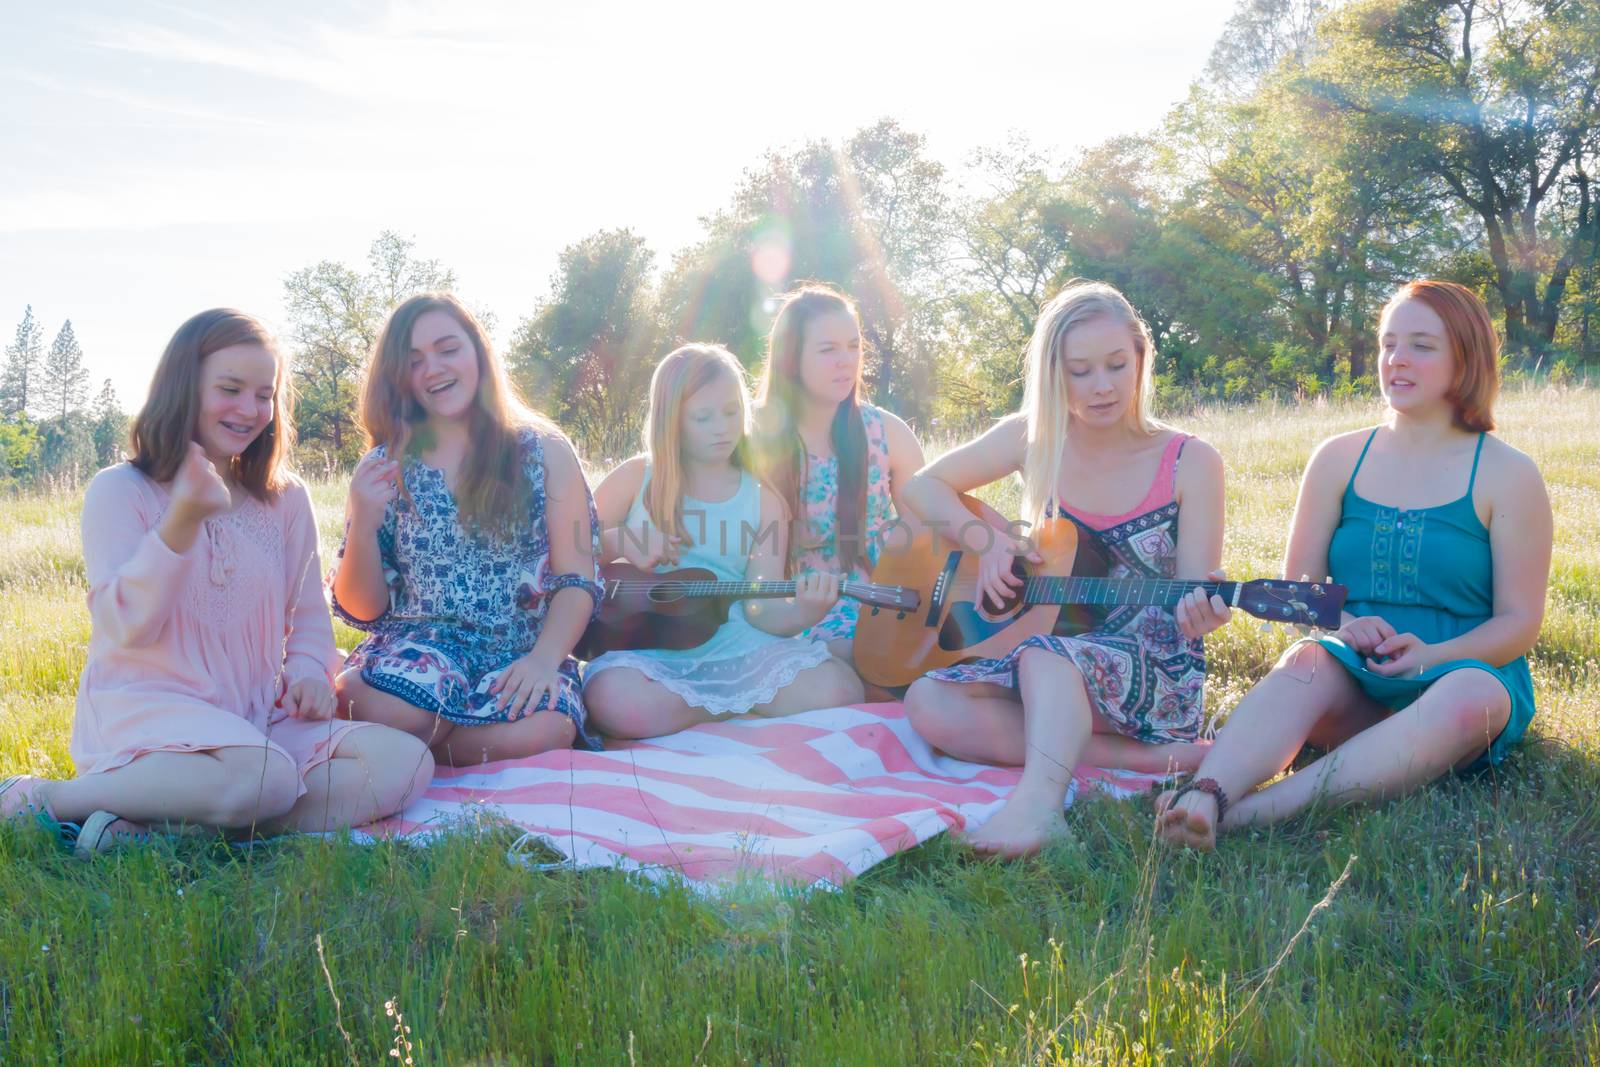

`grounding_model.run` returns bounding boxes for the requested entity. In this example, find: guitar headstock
[850,582,922,613]
[1236,580,1346,629]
